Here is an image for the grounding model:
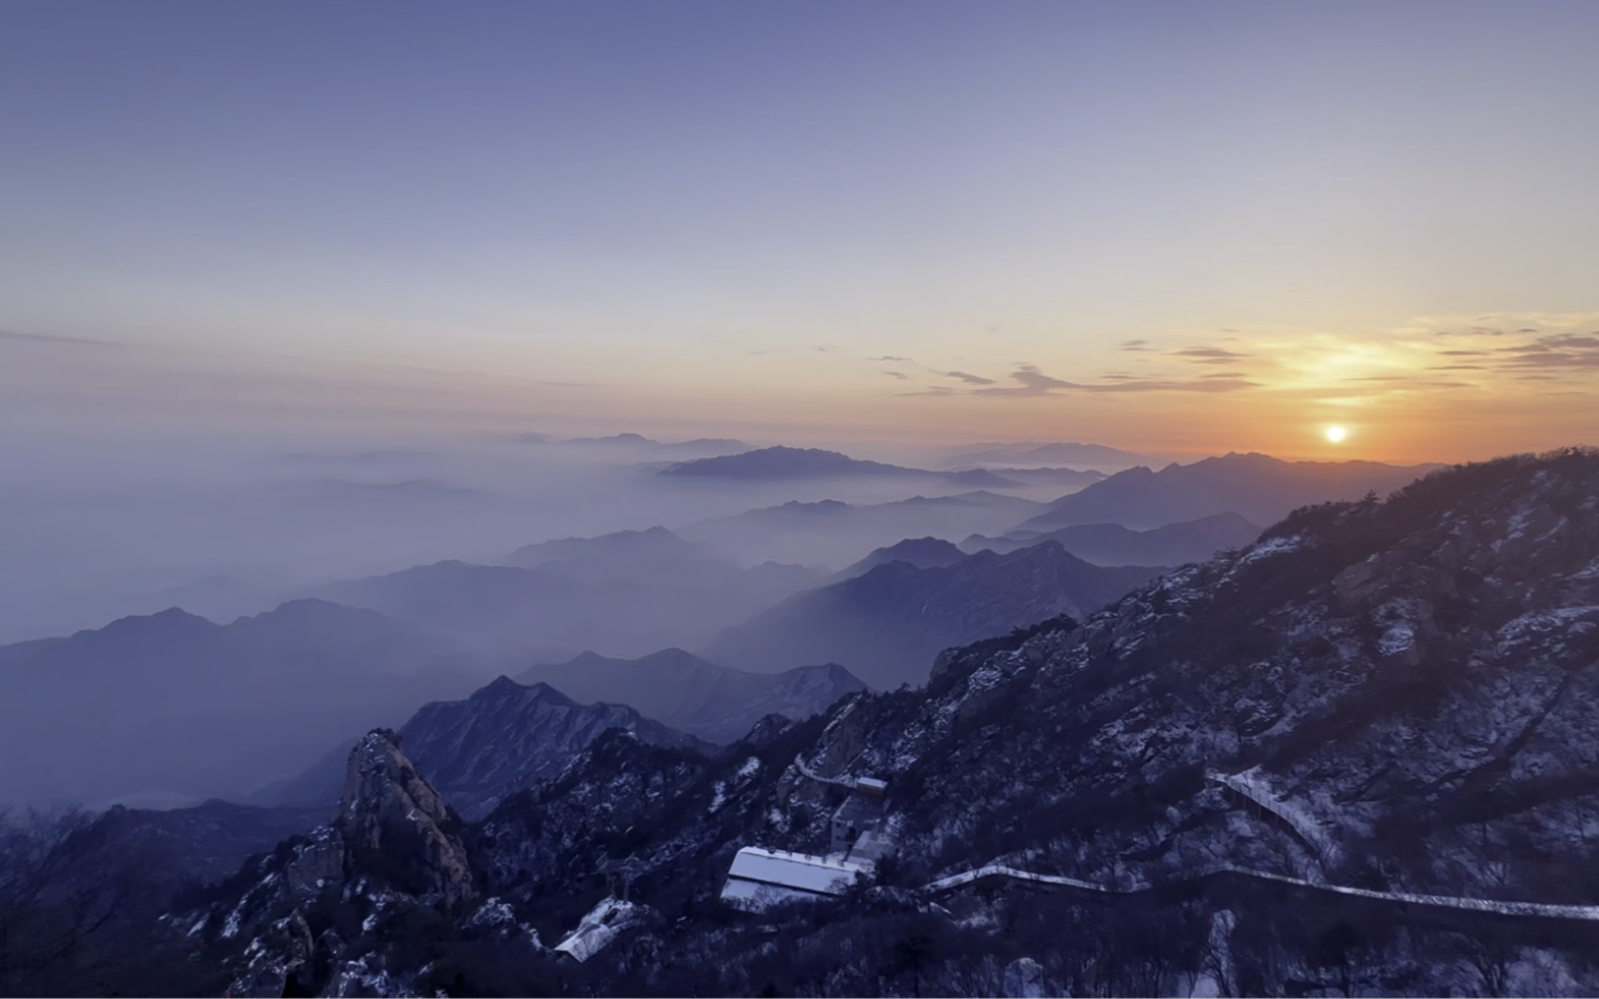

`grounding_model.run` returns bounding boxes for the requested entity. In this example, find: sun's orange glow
[1325,426,1348,444]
